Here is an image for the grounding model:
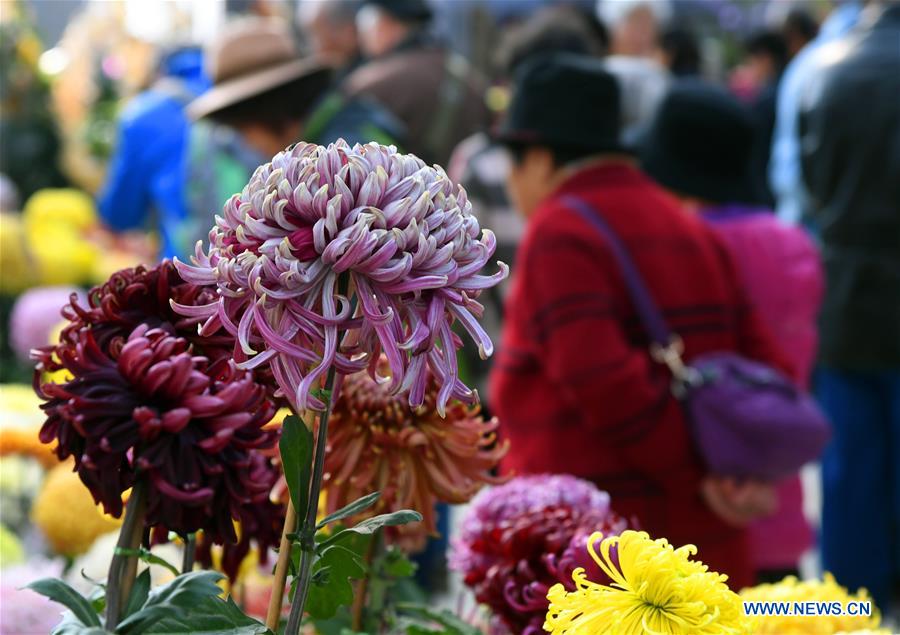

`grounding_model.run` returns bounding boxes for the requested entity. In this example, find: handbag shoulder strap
[562,195,693,378]
[562,195,671,345]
